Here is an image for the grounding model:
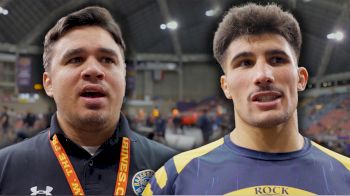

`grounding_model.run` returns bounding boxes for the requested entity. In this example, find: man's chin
[78,112,108,127]
[249,114,290,128]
